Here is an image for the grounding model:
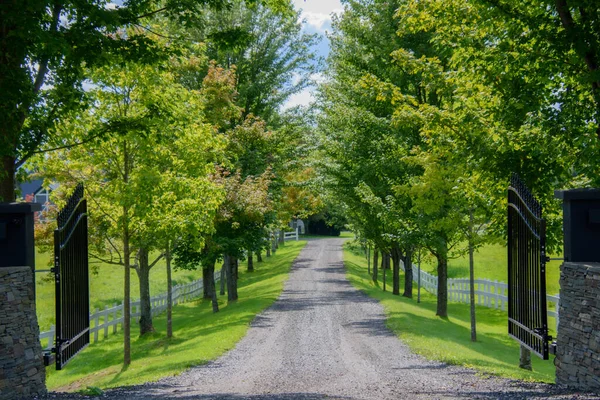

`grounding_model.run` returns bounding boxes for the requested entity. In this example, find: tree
[318,0,429,301]
[177,1,321,125]
[0,0,293,202]
[38,59,223,364]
